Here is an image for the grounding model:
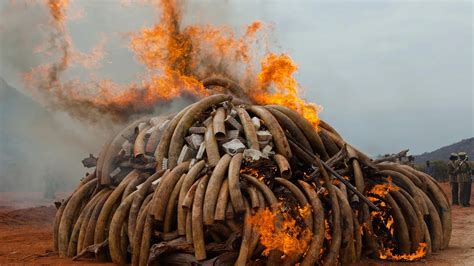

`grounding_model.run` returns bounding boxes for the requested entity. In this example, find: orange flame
[247,206,313,256]
[386,216,394,235]
[379,243,427,261]
[239,167,259,176]
[369,177,399,198]
[240,167,267,182]
[23,0,322,125]
[252,53,321,129]
[367,181,423,262]
[324,218,332,241]
[130,0,190,73]
[47,0,69,22]
[298,204,312,219]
